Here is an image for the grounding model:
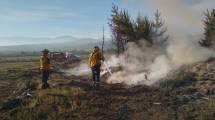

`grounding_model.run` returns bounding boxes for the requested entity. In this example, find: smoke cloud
[124,0,214,36]
[64,60,91,76]
[64,36,214,86]
[106,36,215,85]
